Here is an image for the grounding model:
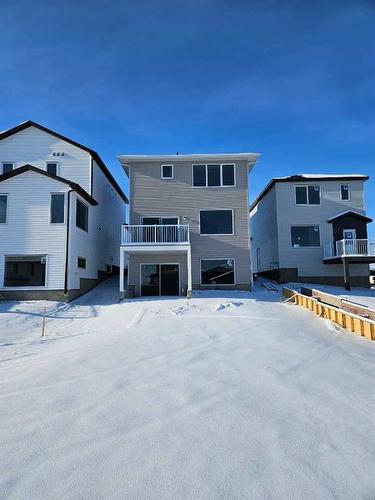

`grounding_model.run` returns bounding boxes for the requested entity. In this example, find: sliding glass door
[140,264,179,296]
